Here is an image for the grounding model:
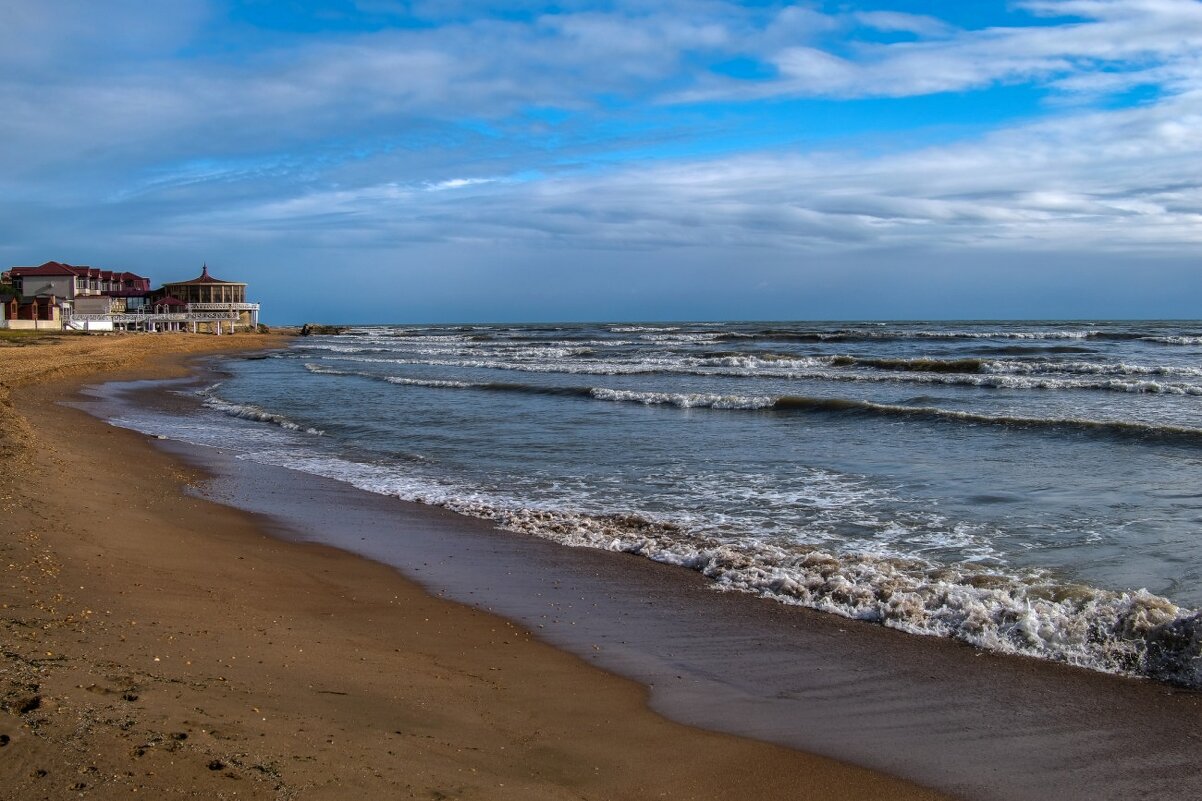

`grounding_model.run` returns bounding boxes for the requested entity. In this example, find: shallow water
[98,320,1202,686]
